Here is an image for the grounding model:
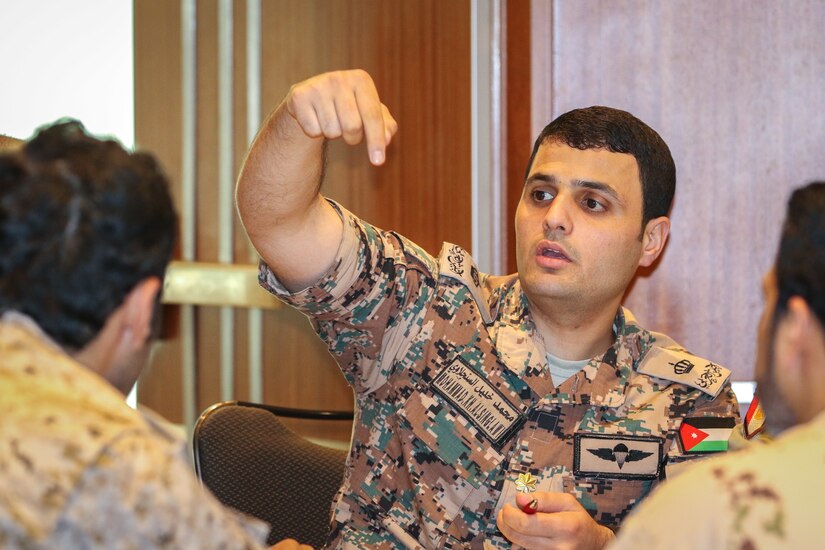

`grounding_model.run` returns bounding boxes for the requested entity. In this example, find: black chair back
[193,401,352,547]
